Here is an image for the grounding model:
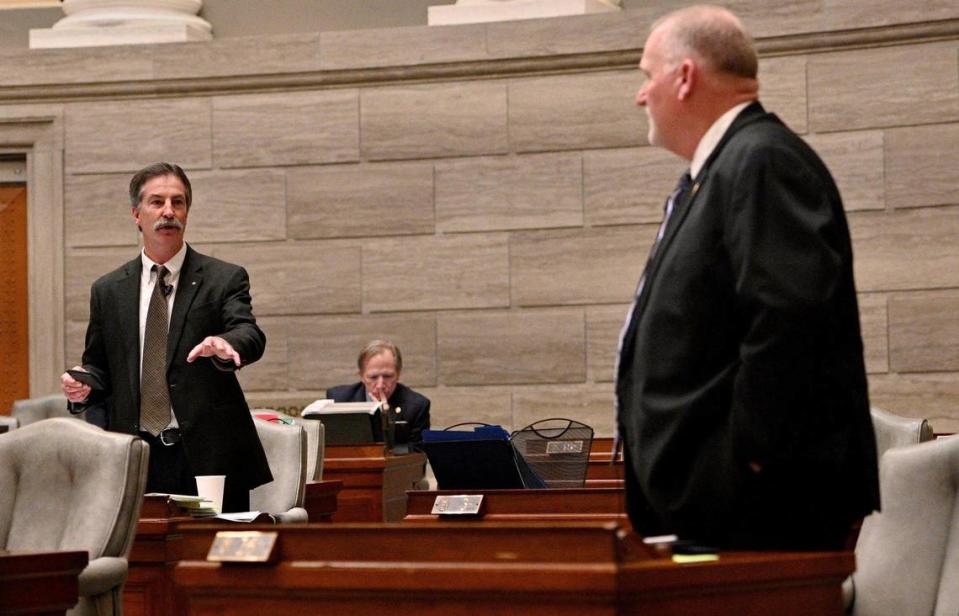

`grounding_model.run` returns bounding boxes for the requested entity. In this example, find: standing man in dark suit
[327,340,430,444]
[61,162,271,513]
[616,5,879,550]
